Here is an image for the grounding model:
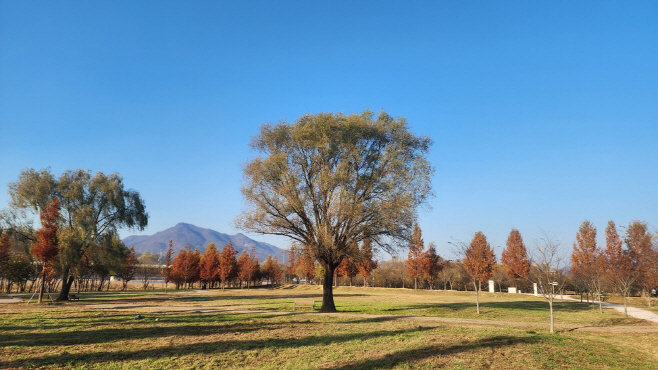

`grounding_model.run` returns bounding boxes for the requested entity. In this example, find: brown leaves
[501,229,529,279]
[32,198,60,267]
[463,232,496,283]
